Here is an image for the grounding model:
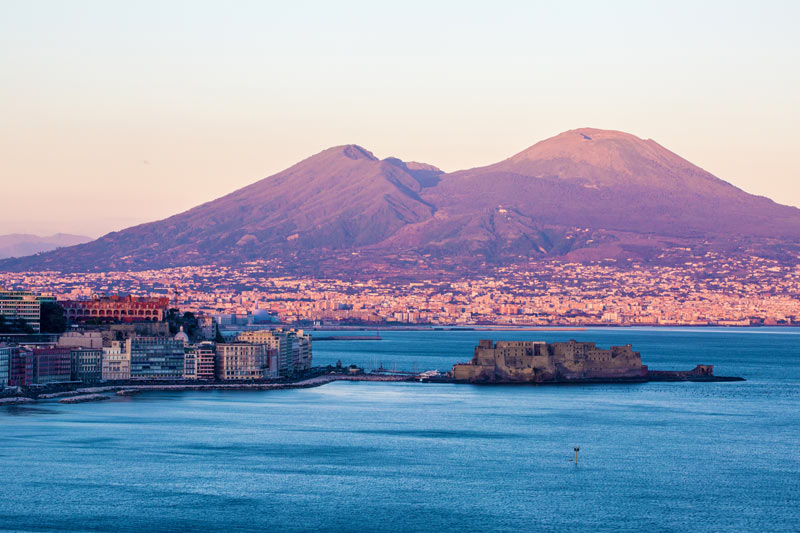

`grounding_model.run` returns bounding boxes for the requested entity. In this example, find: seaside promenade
[0,372,412,406]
